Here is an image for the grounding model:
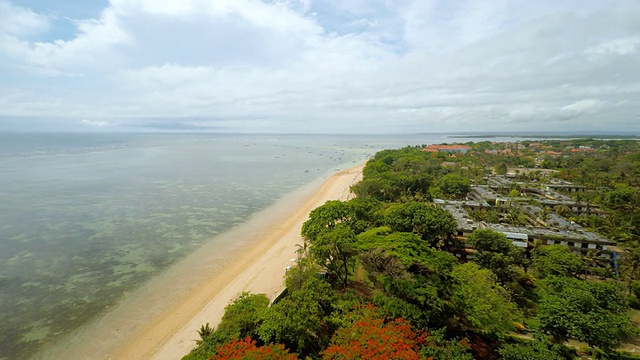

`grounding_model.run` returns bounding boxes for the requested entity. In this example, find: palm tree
[537,207,551,226]
[620,247,640,296]
[196,323,213,344]
[295,240,310,259]
[554,204,572,218]
[582,250,598,279]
